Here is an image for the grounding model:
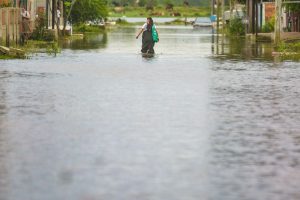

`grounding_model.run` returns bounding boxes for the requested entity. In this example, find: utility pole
[275,0,282,44]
